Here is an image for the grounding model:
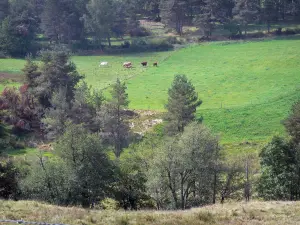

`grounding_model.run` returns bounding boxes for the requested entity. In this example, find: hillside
[1,37,300,145]
[1,200,300,225]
